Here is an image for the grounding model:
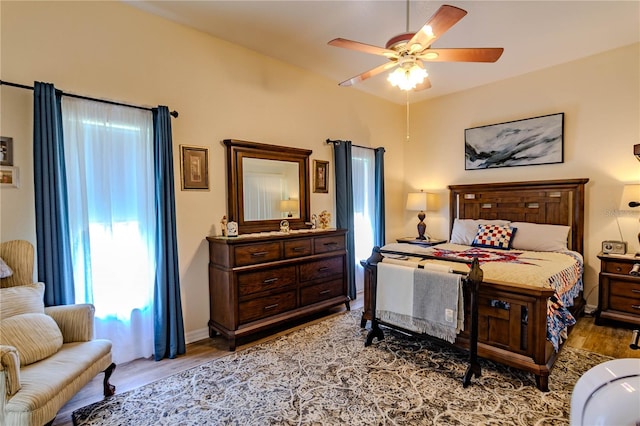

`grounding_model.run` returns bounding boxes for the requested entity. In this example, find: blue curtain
[33,82,75,306]
[152,106,186,361]
[374,147,386,247]
[333,140,356,300]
